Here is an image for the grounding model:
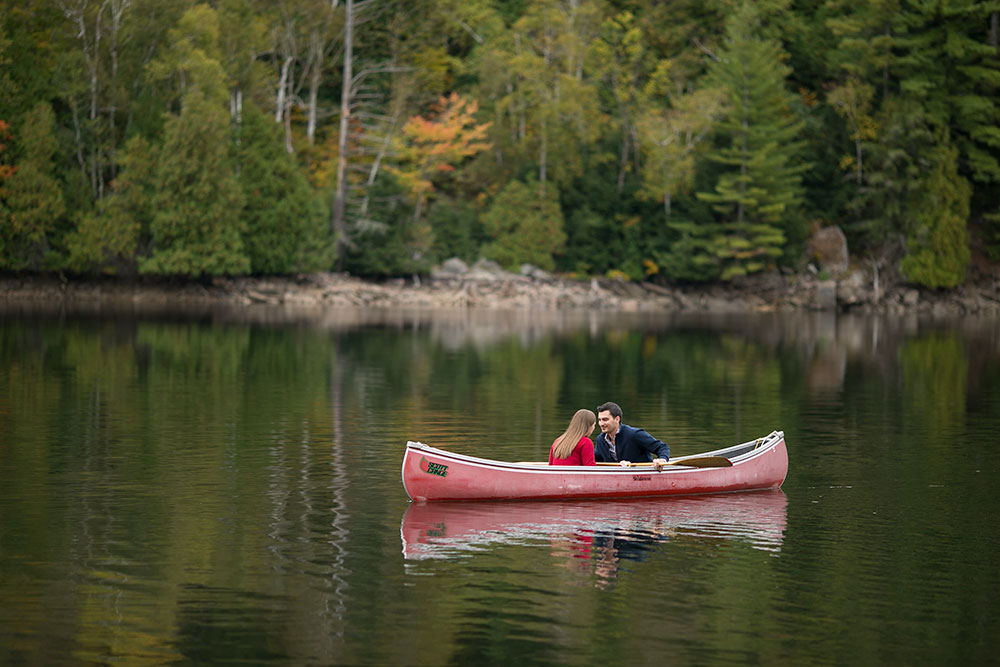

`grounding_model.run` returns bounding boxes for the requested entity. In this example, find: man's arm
[635,428,670,461]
